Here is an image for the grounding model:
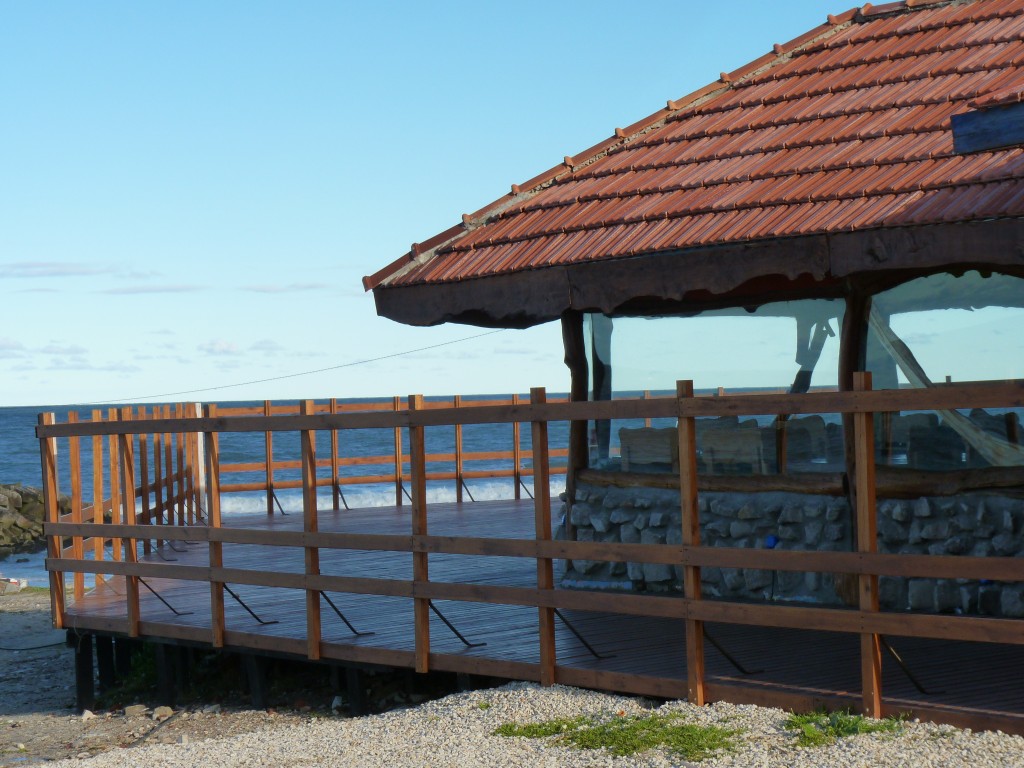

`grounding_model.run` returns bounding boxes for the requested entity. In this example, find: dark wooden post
[677,380,705,706]
[68,412,85,600]
[409,395,430,673]
[393,396,404,506]
[531,388,556,685]
[561,311,589,541]
[330,398,342,511]
[853,371,882,717]
[301,400,322,661]
[73,632,95,712]
[204,405,226,648]
[454,395,464,503]
[92,410,105,584]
